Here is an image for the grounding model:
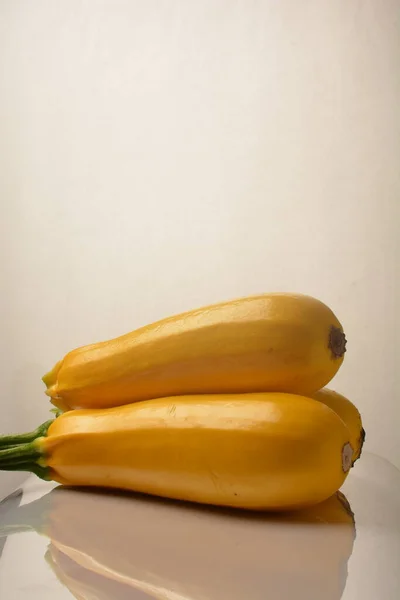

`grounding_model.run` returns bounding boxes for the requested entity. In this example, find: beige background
[0,0,399,496]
